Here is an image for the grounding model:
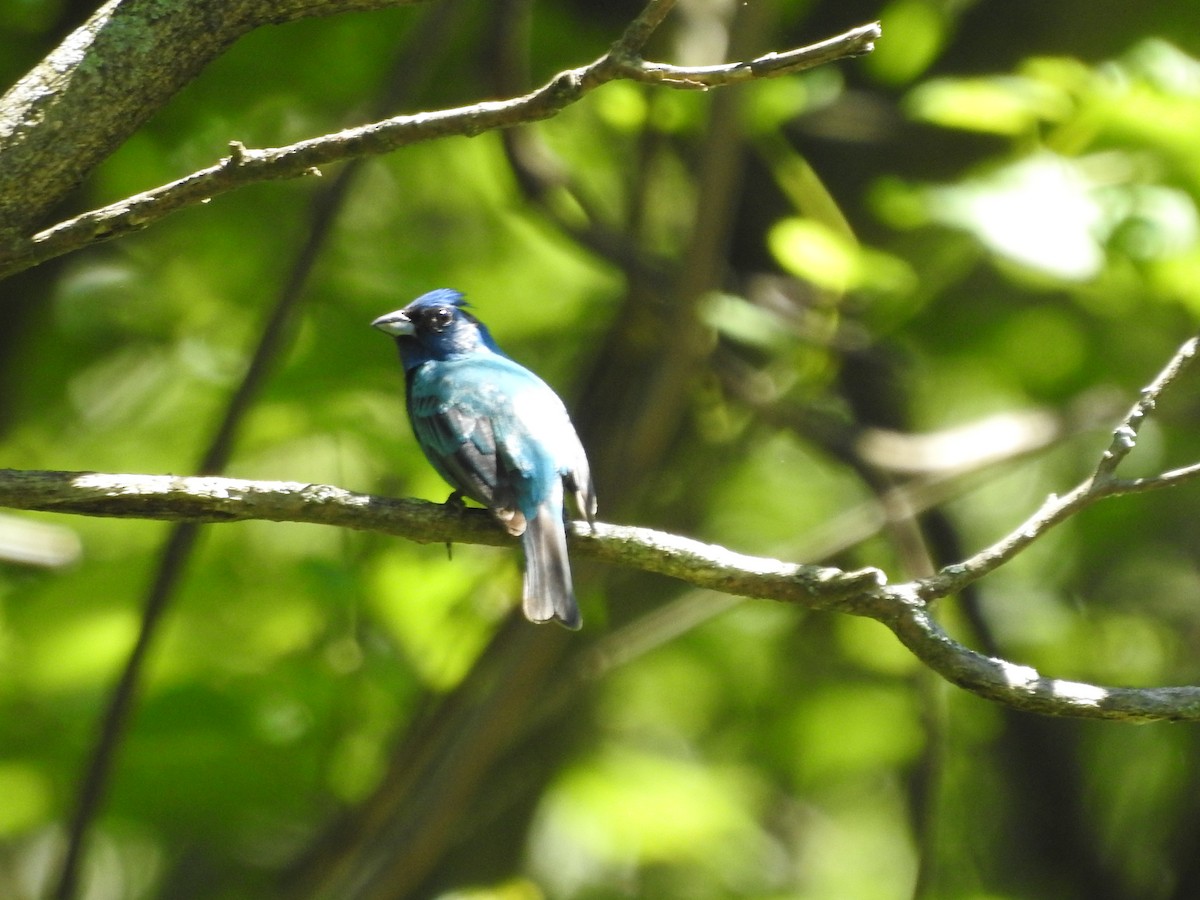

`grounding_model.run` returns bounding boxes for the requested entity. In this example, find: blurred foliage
[3,1,1200,899]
